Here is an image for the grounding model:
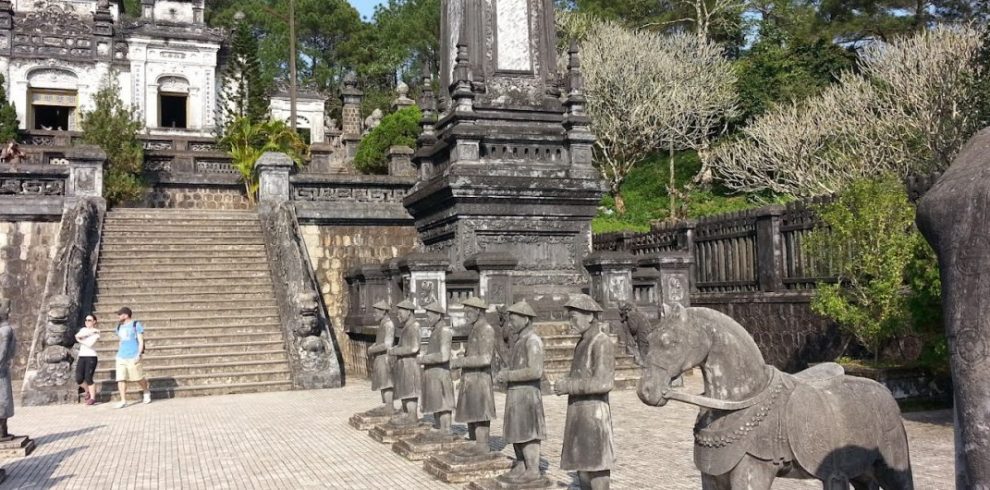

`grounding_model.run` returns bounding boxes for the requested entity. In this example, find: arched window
[27,68,79,131]
[158,76,190,129]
